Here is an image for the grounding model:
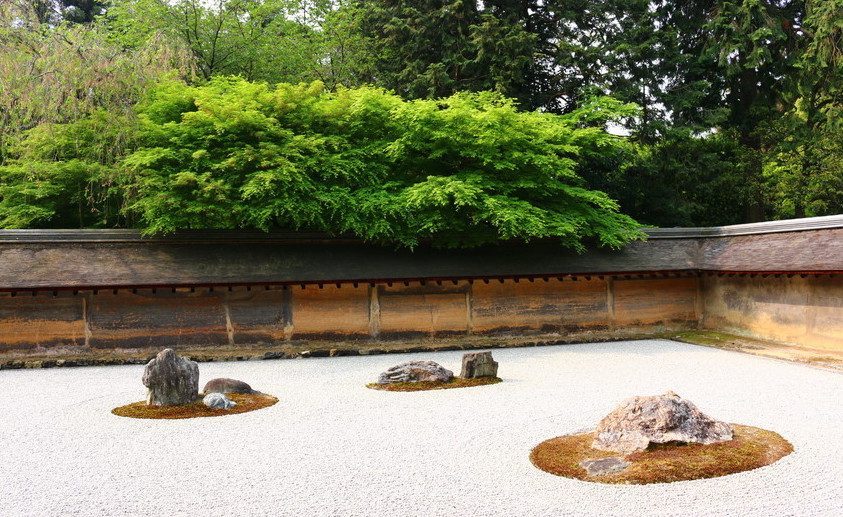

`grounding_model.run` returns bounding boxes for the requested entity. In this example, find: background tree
[1,0,840,232]
[332,1,535,104]
[2,78,644,248]
[105,0,324,83]
[763,0,843,218]
[61,0,110,23]
[0,5,186,163]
